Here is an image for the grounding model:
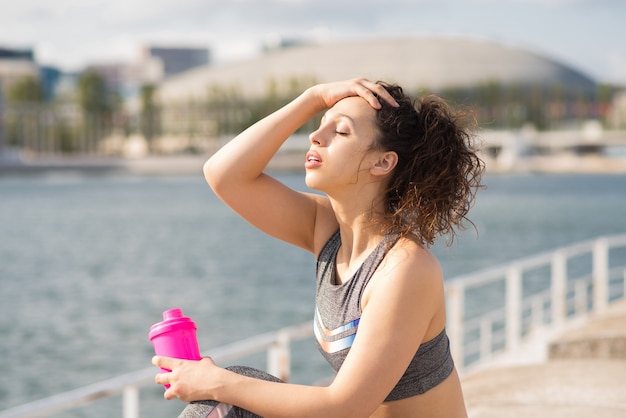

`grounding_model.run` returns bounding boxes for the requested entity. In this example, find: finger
[362,80,399,108]
[358,87,383,109]
[164,387,176,401]
[347,79,380,109]
[377,89,400,108]
[155,371,166,385]
[354,80,398,109]
[152,355,174,370]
